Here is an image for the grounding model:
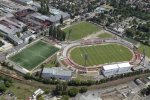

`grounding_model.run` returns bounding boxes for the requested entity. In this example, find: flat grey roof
[49,11,70,23]
[42,67,72,77]
[21,31,32,39]
[8,34,23,44]
[15,0,33,3]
